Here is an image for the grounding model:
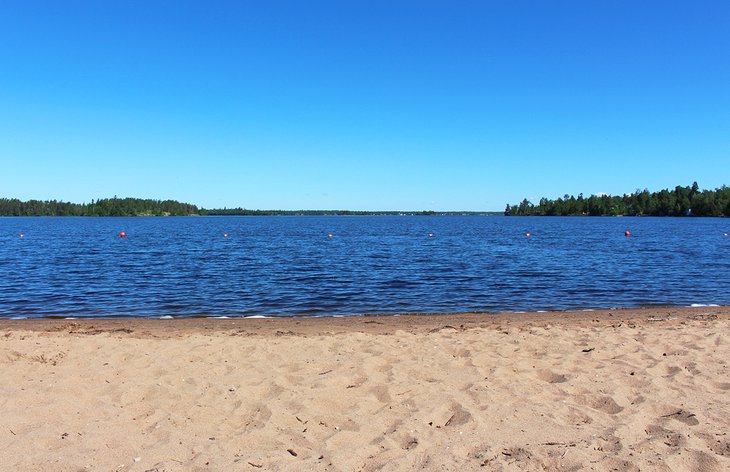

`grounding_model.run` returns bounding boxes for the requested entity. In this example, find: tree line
[0,197,500,217]
[0,197,199,216]
[506,182,730,217]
